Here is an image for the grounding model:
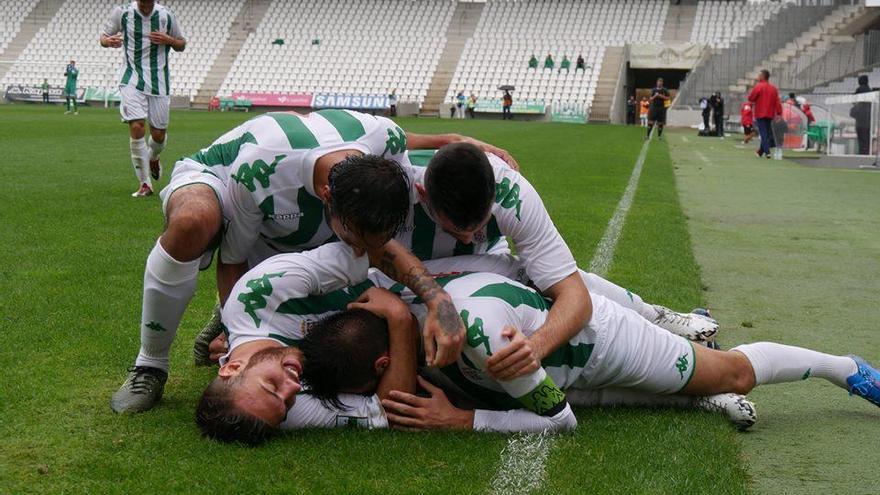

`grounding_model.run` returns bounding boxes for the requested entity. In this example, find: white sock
[579,269,658,321]
[732,342,857,389]
[135,240,200,371]
[147,134,165,161]
[130,137,151,187]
